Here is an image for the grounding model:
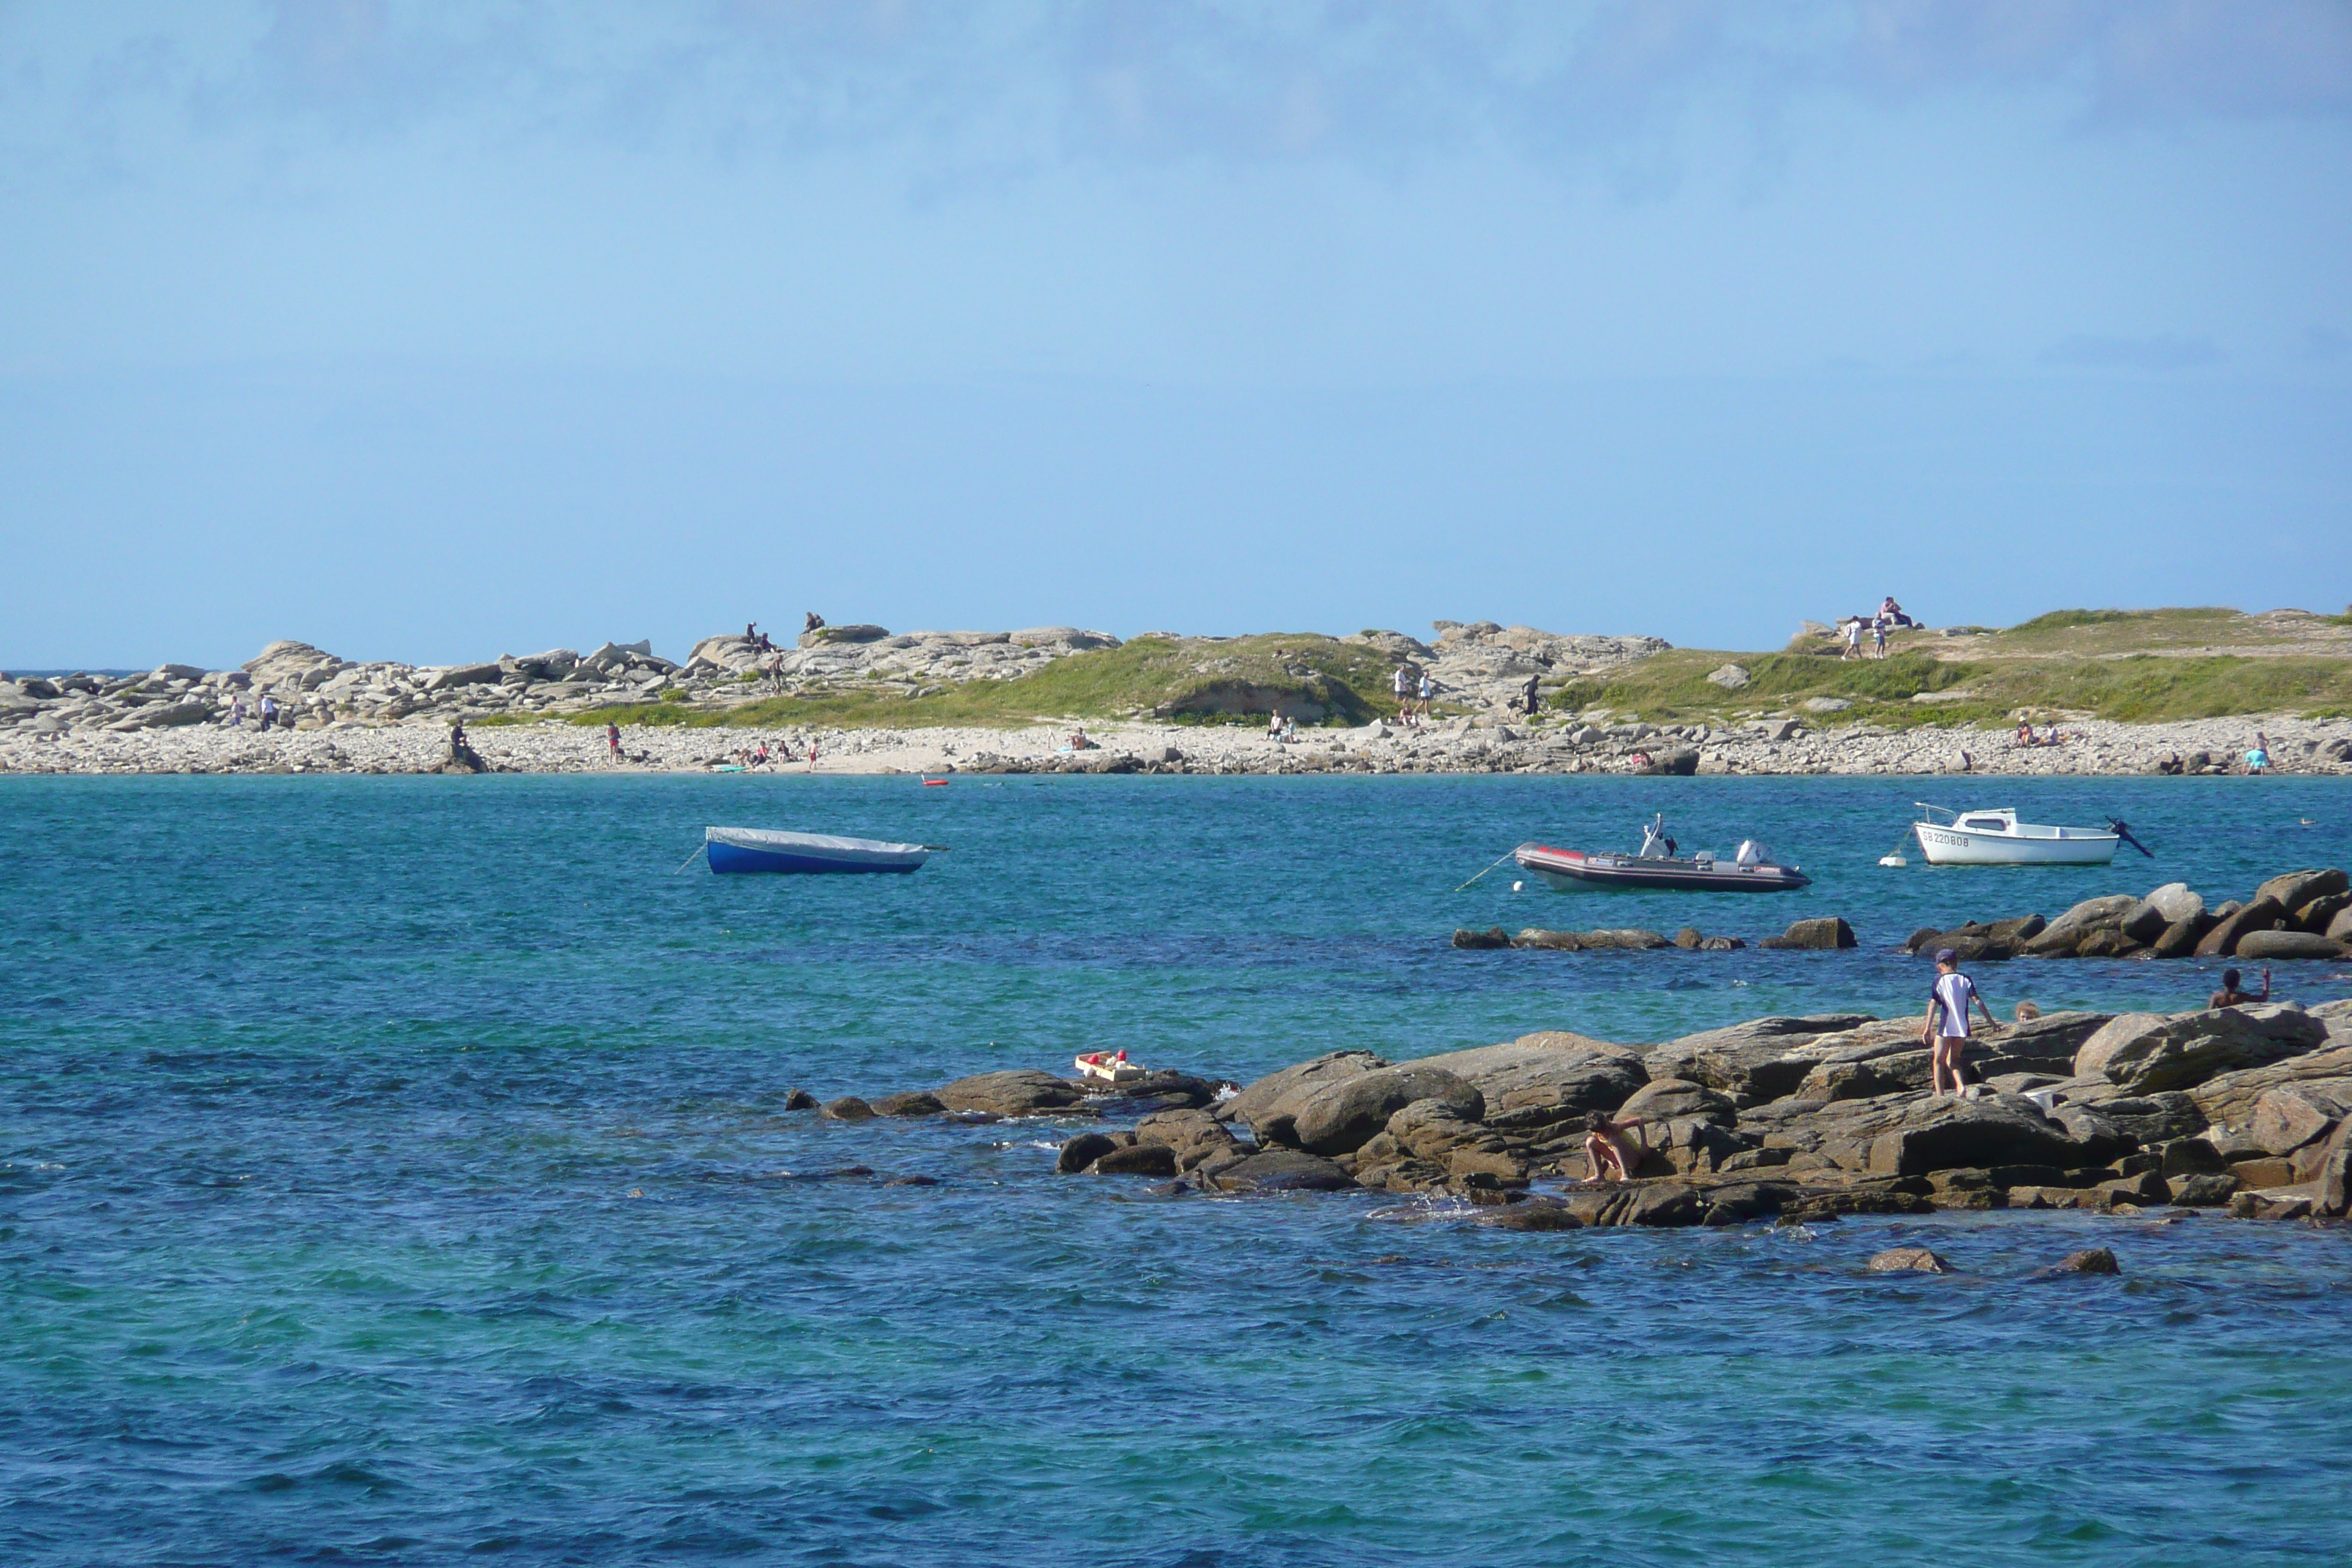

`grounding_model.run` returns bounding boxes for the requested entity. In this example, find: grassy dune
[1551,649,2352,728]
[567,609,2352,731]
[571,633,1405,730]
